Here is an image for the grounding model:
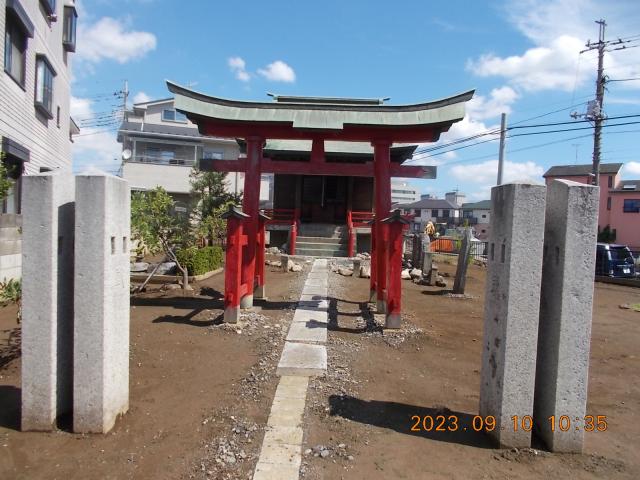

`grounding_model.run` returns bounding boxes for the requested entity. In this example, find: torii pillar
[373,141,392,313]
[240,136,263,309]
